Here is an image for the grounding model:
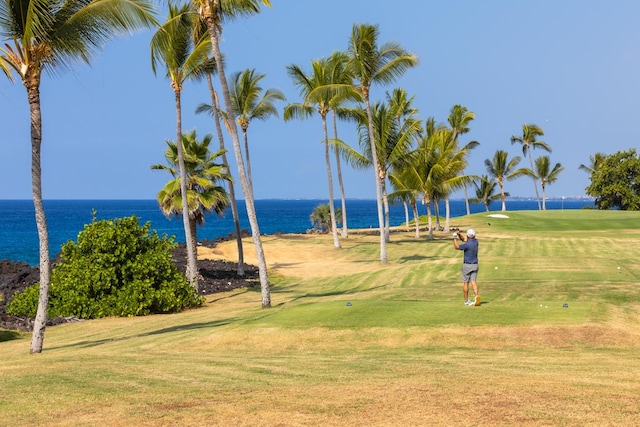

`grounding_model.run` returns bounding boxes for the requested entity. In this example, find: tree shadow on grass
[0,330,22,342]
[46,317,238,351]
